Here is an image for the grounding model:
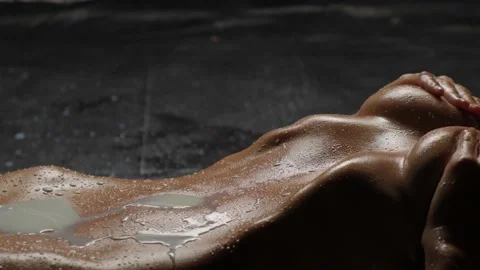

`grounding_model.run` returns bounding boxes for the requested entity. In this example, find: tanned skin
[0,72,479,269]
